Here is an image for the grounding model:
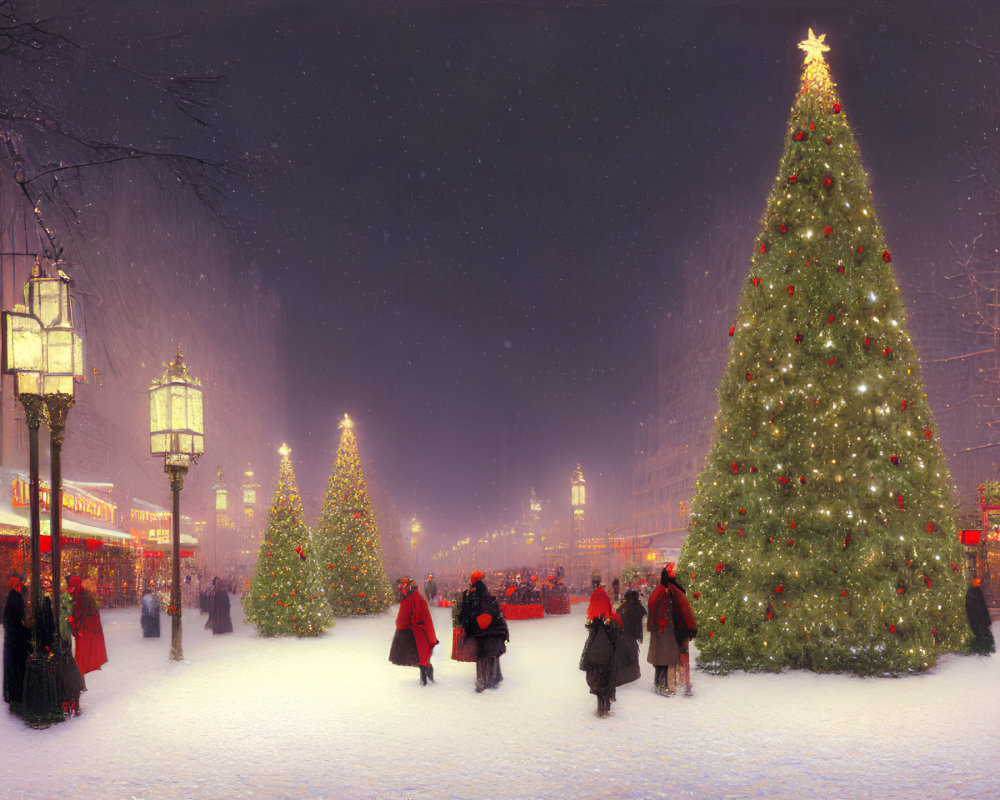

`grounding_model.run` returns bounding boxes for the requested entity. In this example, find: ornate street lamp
[149,348,204,661]
[2,257,83,727]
